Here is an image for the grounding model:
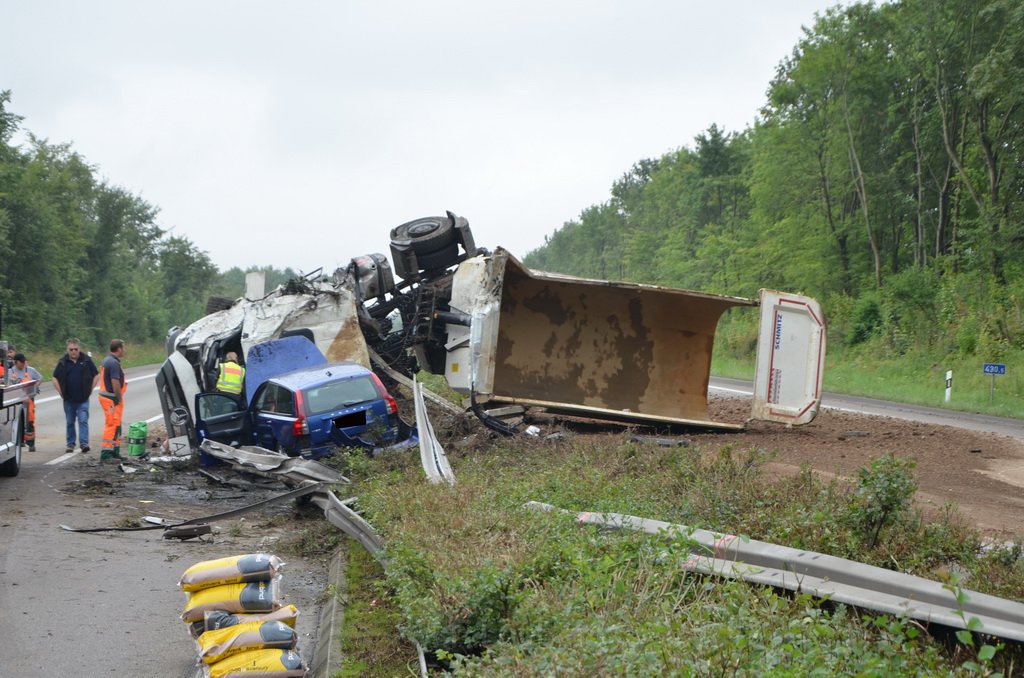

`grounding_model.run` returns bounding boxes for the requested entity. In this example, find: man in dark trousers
[52,338,100,453]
